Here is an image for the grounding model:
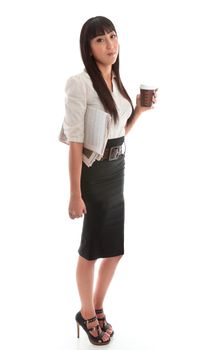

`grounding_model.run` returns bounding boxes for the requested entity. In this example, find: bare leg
[93,255,123,335]
[76,255,110,341]
[93,255,123,309]
[76,255,96,317]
